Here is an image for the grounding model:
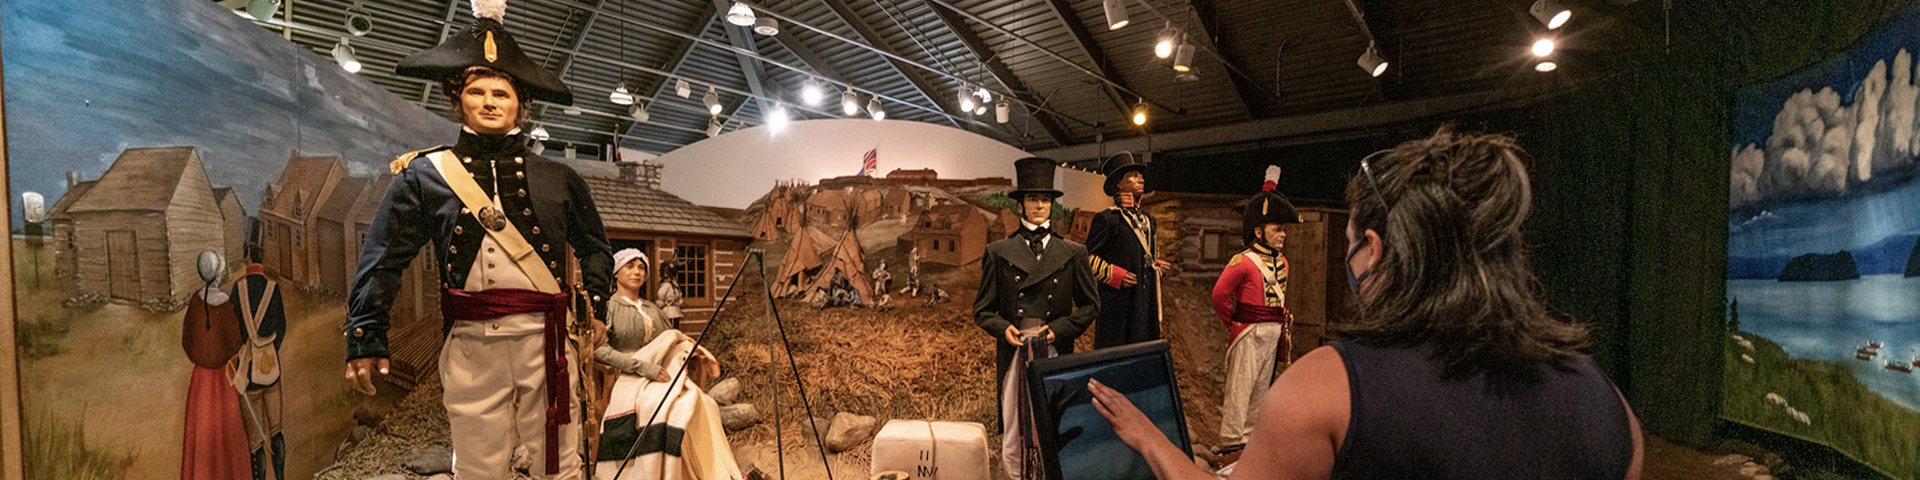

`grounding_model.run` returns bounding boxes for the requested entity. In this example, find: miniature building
[56,147,233,305]
[258,152,346,289]
[584,161,754,337]
[897,204,999,267]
